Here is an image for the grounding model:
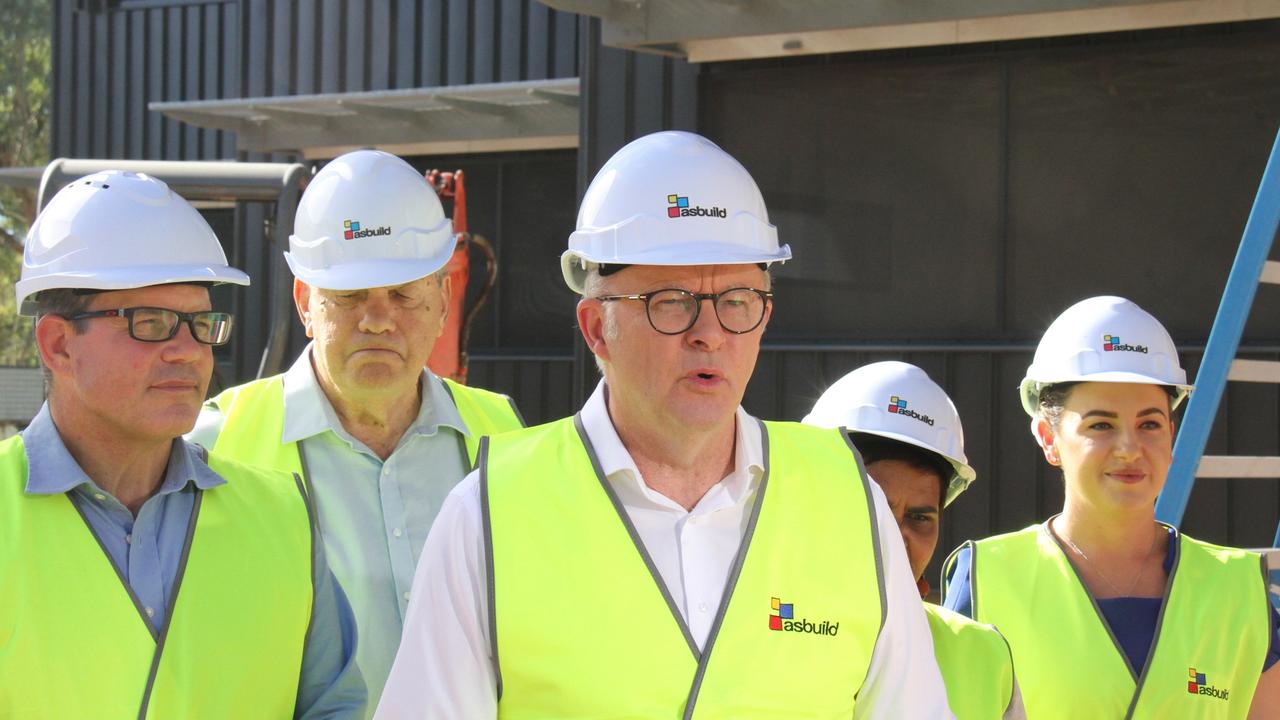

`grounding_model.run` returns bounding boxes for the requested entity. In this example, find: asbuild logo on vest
[666,193,727,219]
[1187,668,1229,701]
[769,597,838,636]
